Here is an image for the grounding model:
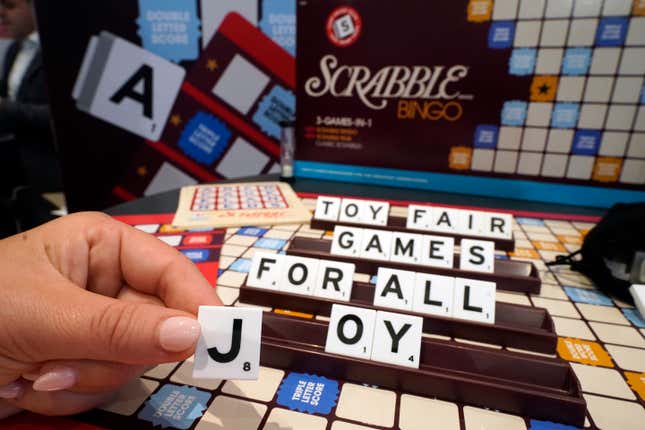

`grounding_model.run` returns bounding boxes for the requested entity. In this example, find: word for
[374,267,496,324]
[247,253,356,302]
[331,226,495,273]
